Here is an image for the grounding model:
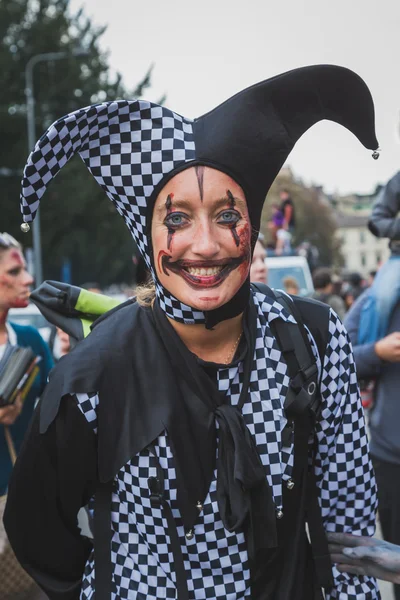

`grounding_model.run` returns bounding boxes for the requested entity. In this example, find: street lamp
[24,48,89,285]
